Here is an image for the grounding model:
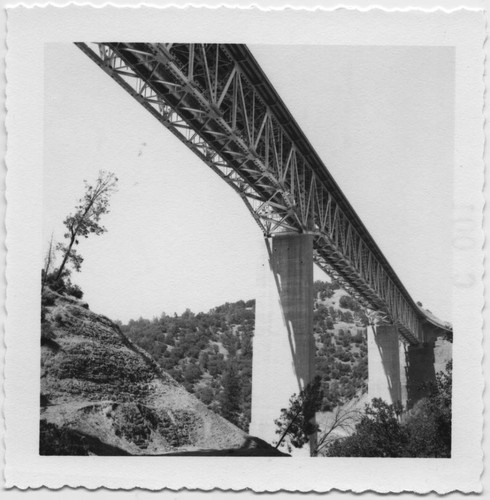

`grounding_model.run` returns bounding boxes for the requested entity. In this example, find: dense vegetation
[120,280,369,431]
[273,361,452,457]
[121,300,255,430]
[313,281,368,411]
[323,361,452,457]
